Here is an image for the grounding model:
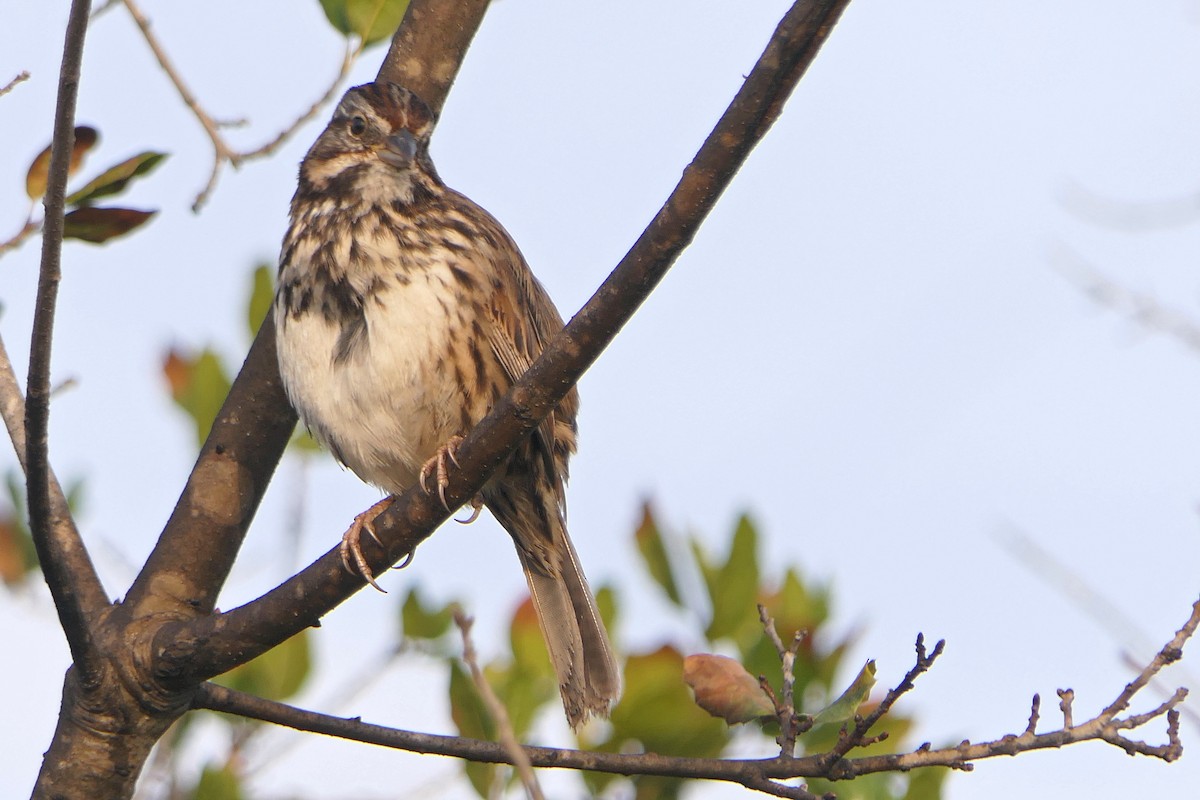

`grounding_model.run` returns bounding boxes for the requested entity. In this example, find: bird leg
[339,494,396,592]
[419,434,464,510]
